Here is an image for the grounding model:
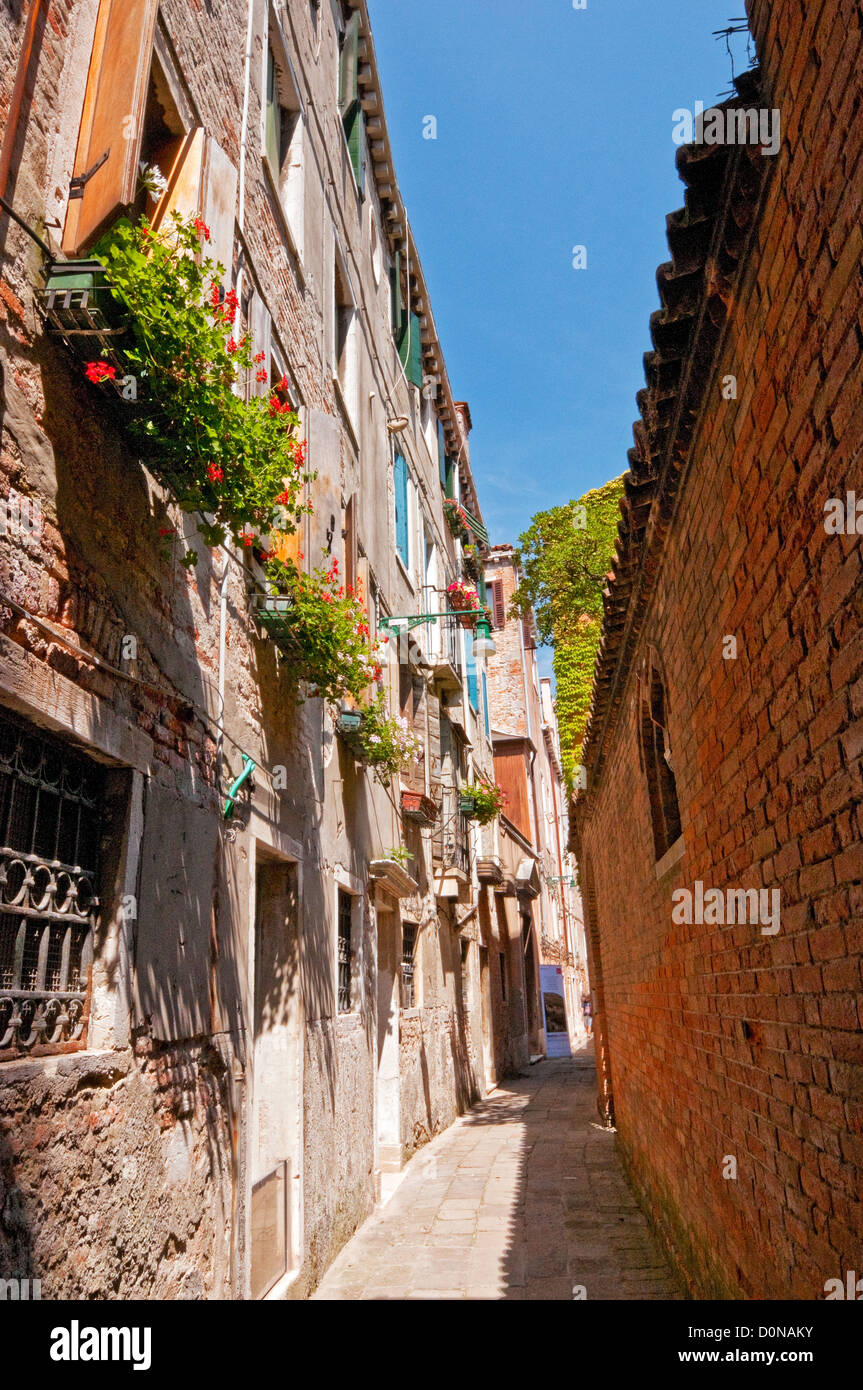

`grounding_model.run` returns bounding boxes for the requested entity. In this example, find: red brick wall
[575,0,863,1298]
